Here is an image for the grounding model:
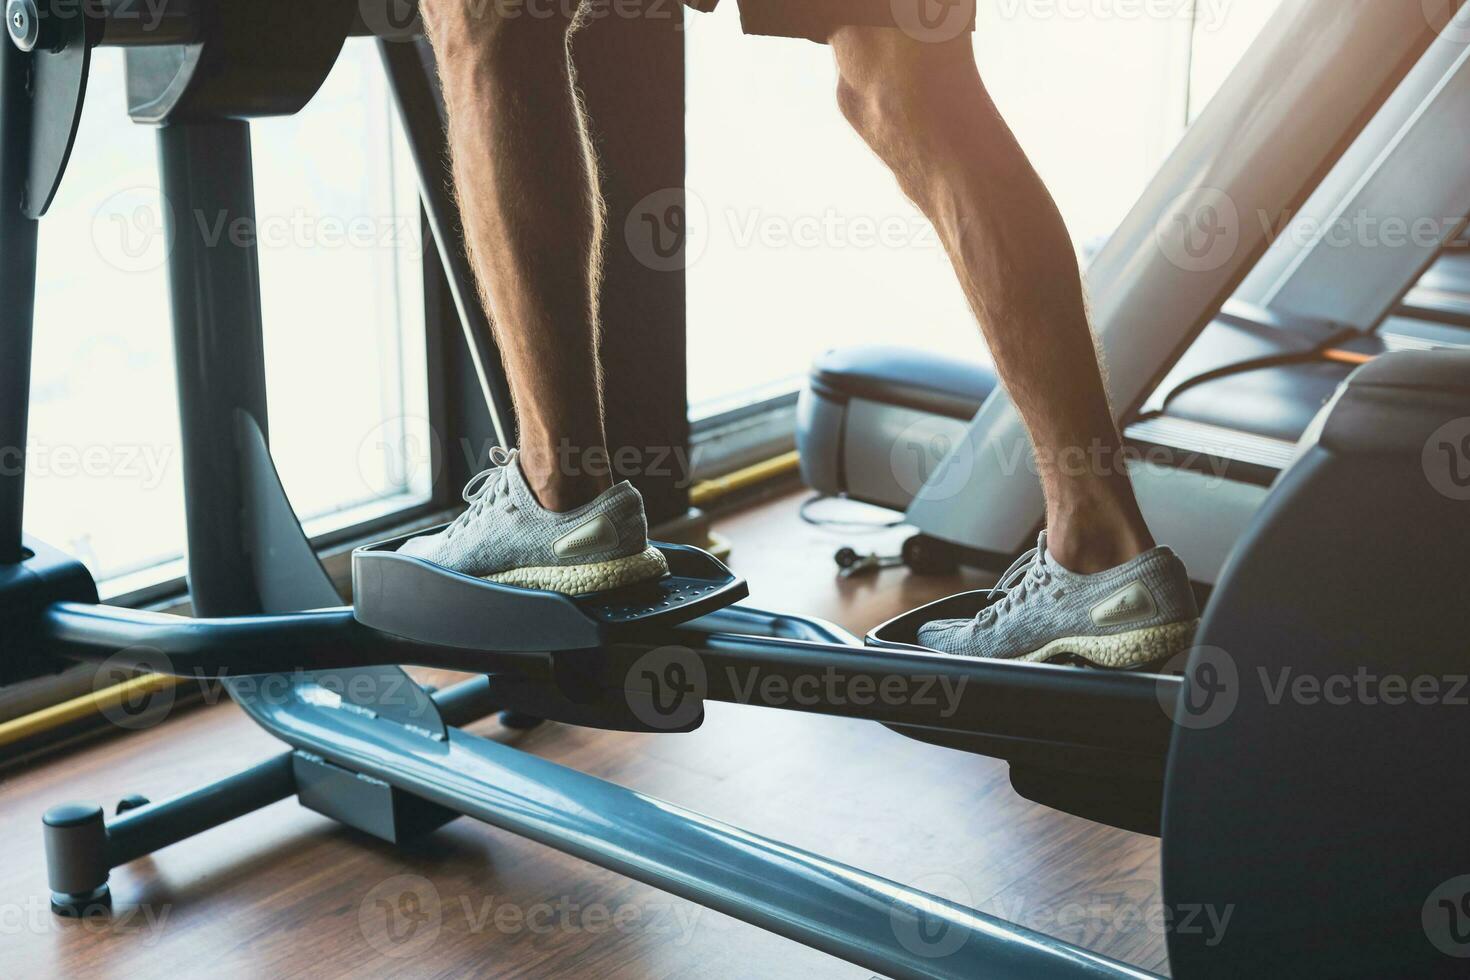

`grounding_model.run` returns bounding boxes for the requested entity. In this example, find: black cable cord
[1146,329,1368,419]
[797,494,905,531]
